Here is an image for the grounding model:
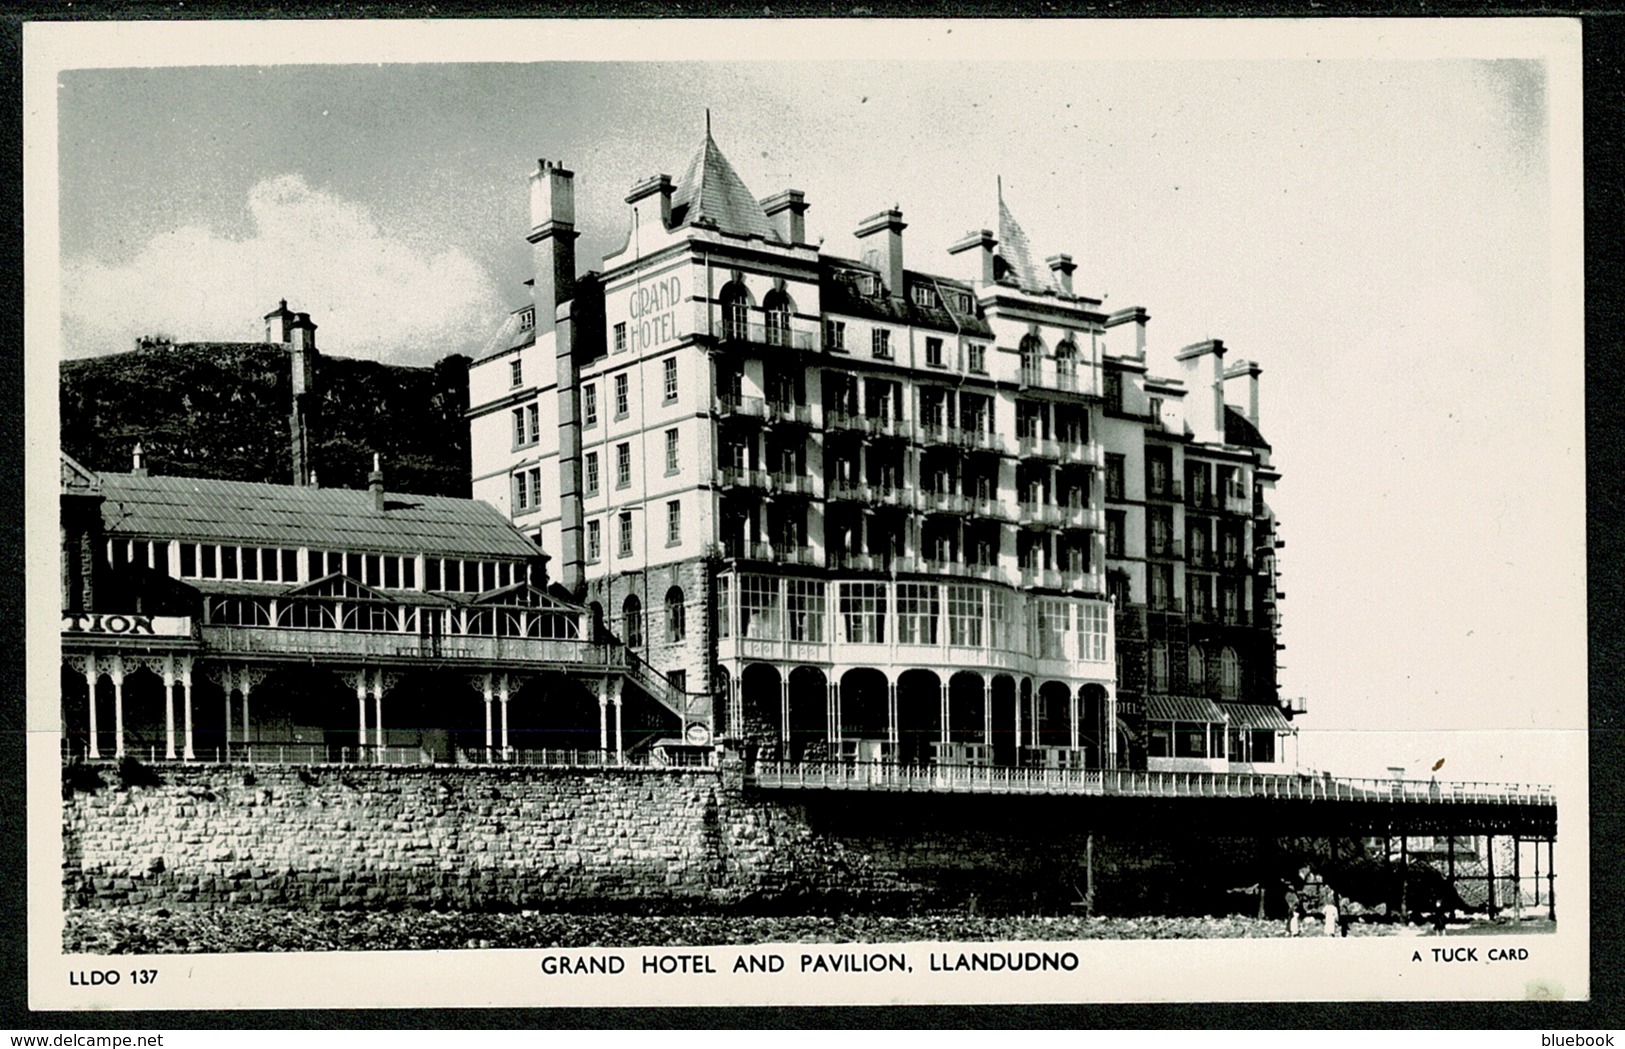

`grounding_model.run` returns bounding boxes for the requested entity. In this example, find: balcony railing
[199,625,612,669]
[736,543,820,567]
[717,319,817,352]
[1219,552,1251,572]
[788,546,823,566]
[1017,434,1061,460]
[825,410,904,438]
[970,496,1014,522]
[1018,364,1094,397]
[1060,440,1104,468]
[1063,505,1104,531]
[715,394,765,420]
[832,551,883,572]
[1147,596,1184,614]
[1188,547,1216,569]
[764,400,815,427]
[825,408,863,433]
[870,484,910,508]
[1019,501,1065,528]
[953,426,1002,453]
[1224,492,1252,515]
[868,415,906,439]
[825,476,866,502]
[922,490,971,515]
[1067,569,1106,595]
[716,465,769,490]
[767,472,816,498]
